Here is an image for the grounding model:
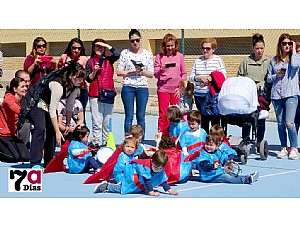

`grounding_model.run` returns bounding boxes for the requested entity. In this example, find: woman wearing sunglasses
[24,37,57,86]
[58,38,88,120]
[189,38,227,133]
[116,29,154,141]
[267,33,300,160]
